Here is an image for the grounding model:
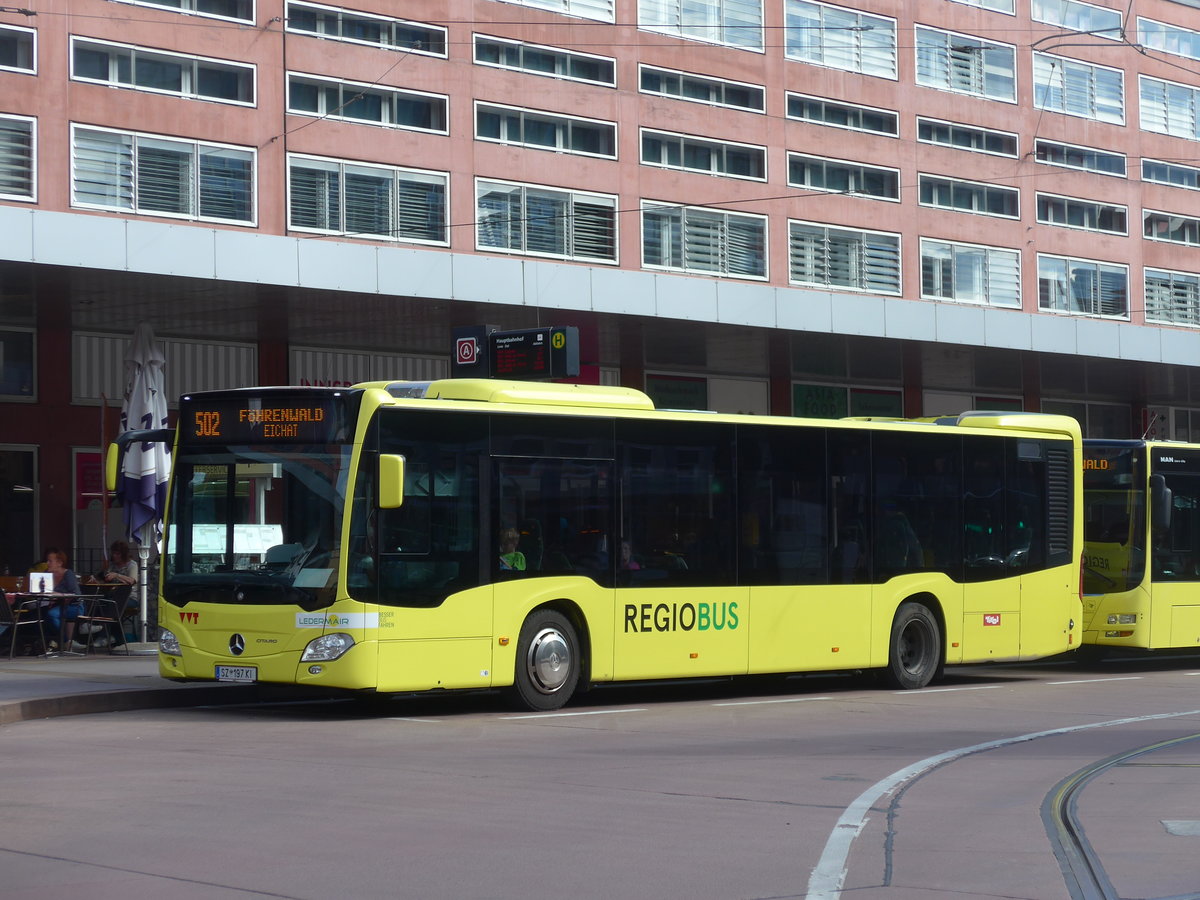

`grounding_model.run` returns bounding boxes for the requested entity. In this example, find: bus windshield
[163,444,352,608]
[1082,444,1145,593]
